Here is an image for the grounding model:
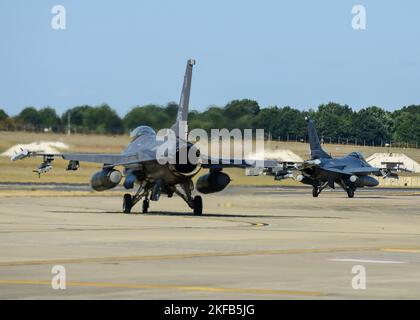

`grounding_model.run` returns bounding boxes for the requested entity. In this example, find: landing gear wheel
[346,188,355,198]
[123,194,133,213]
[312,186,319,197]
[142,199,149,213]
[193,196,203,216]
